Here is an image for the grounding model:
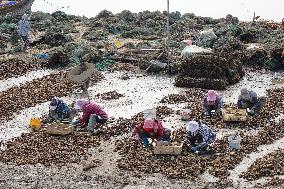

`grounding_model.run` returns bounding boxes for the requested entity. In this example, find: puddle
[0,69,56,92]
